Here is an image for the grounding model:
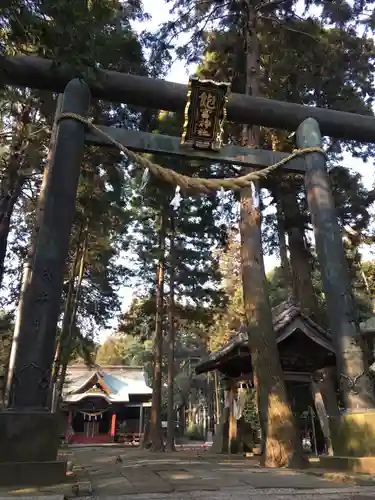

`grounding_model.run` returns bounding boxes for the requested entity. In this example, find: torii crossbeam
[2,54,375,142]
